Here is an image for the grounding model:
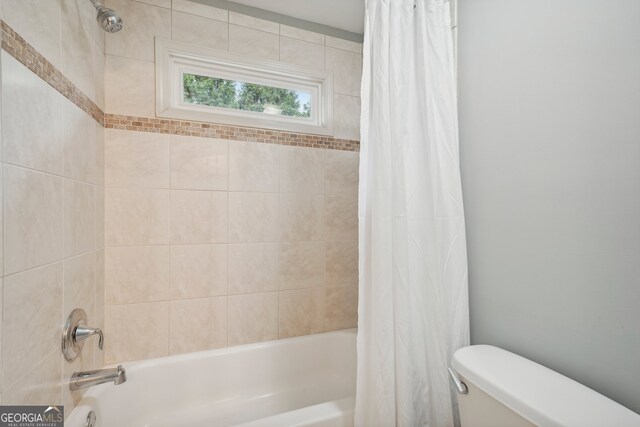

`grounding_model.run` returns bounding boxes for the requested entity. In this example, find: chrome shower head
[90,0,123,33]
[96,7,123,33]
